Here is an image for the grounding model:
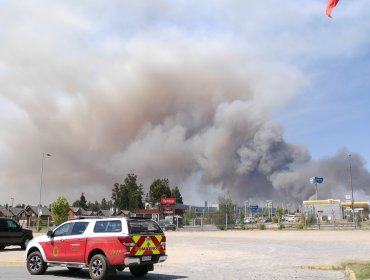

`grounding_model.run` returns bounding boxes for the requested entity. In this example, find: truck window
[127,220,163,235]
[0,219,6,229]
[93,220,122,233]
[54,222,73,237]
[71,222,89,235]
[6,220,18,229]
